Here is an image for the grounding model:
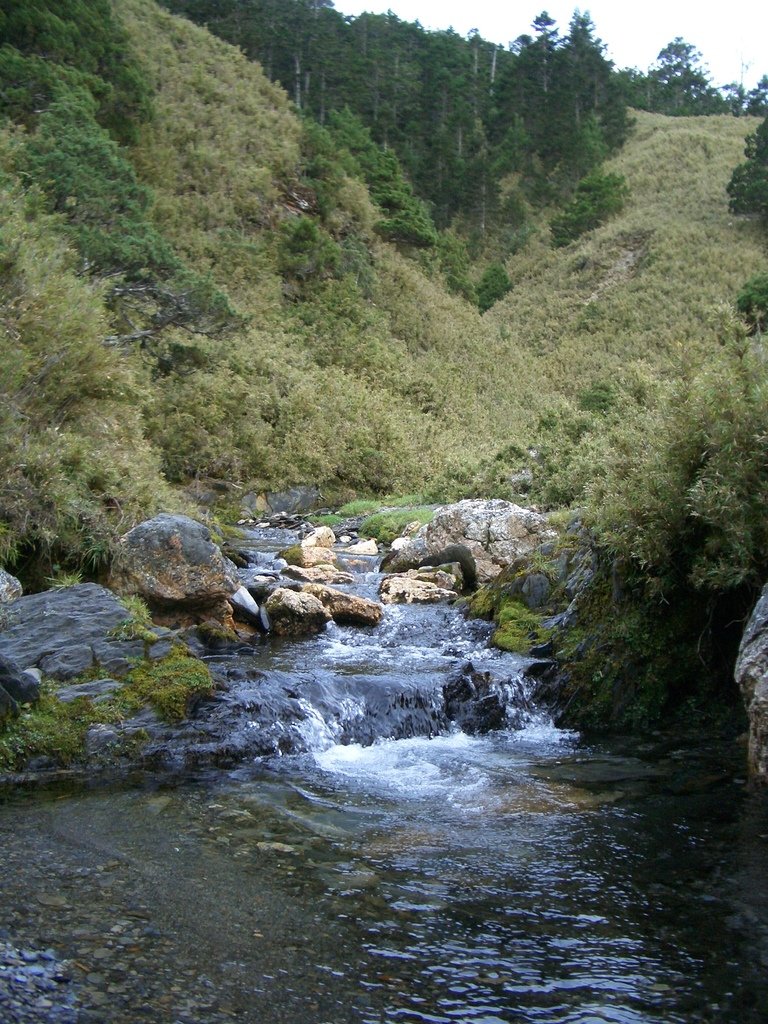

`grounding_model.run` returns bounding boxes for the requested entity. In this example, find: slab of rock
[379,575,457,605]
[300,526,336,549]
[109,515,239,617]
[0,584,132,679]
[281,565,356,585]
[301,584,383,626]
[264,588,332,636]
[56,678,123,704]
[384,499,555,583]
[735,584,768,783]
[0,568,22,605]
